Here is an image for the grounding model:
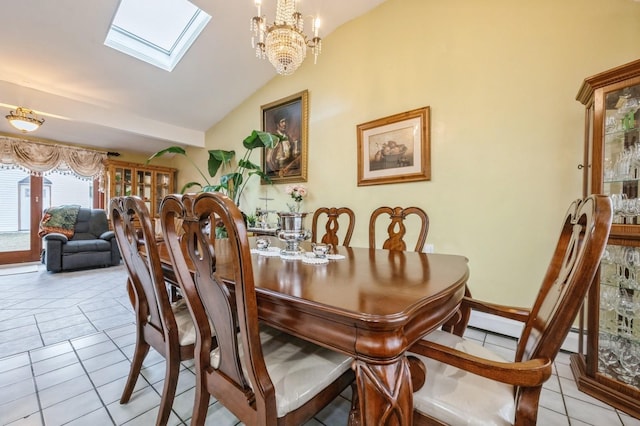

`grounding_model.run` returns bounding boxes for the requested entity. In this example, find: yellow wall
[178,0,640,305]
[114,151,165,166]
